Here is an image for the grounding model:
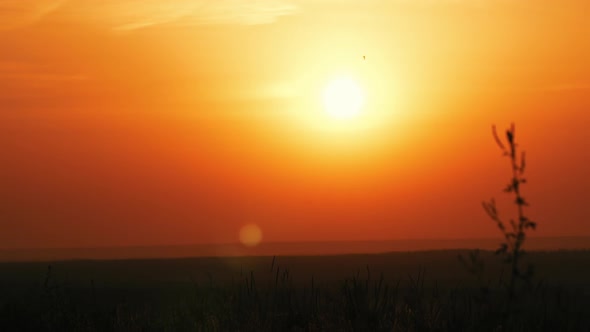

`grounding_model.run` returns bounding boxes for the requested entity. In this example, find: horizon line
[3,235,590,251]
